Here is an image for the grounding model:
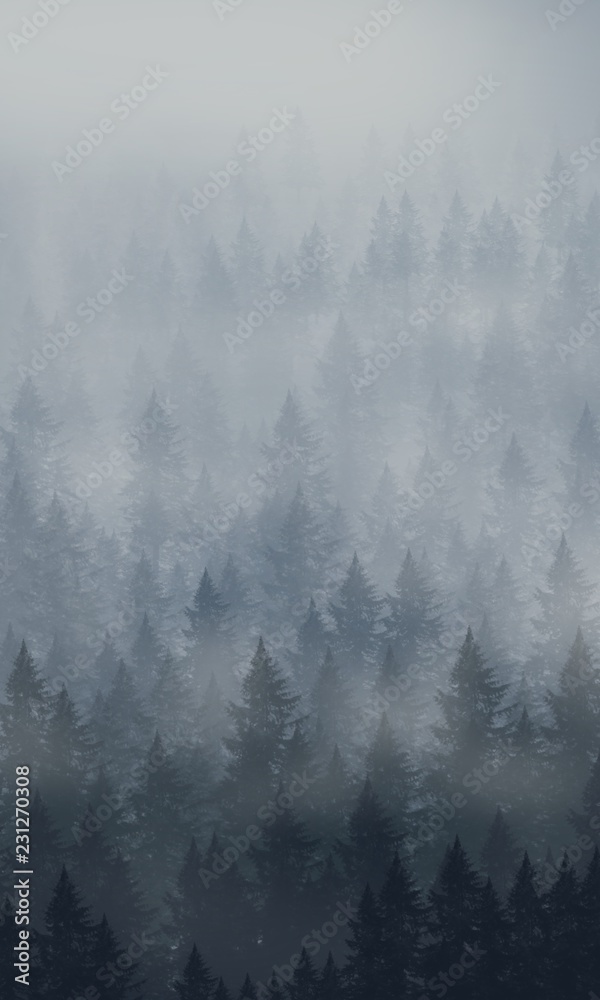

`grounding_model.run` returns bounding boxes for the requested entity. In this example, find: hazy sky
[1,0,599,172]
